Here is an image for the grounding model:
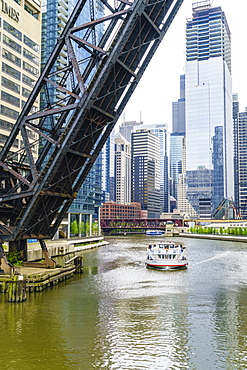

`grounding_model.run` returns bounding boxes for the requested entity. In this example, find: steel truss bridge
[101,218,183,234]
[0,0,183,268]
